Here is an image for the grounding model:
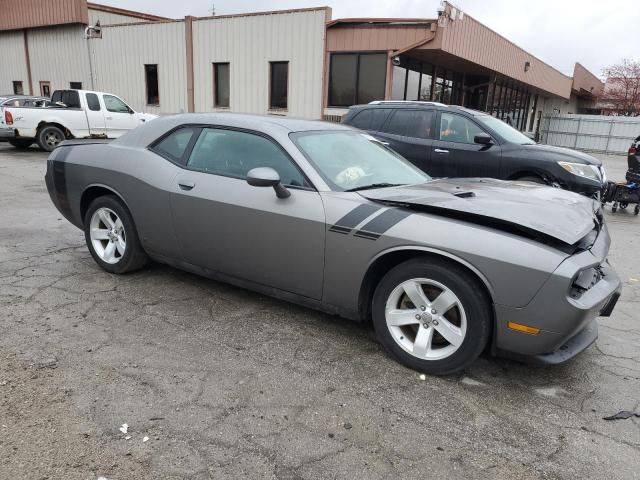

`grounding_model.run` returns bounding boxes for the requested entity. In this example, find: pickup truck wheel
[372,258,491,375]
[84,195,149,274]
[9,139,33,149]
[37,125,65,152]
